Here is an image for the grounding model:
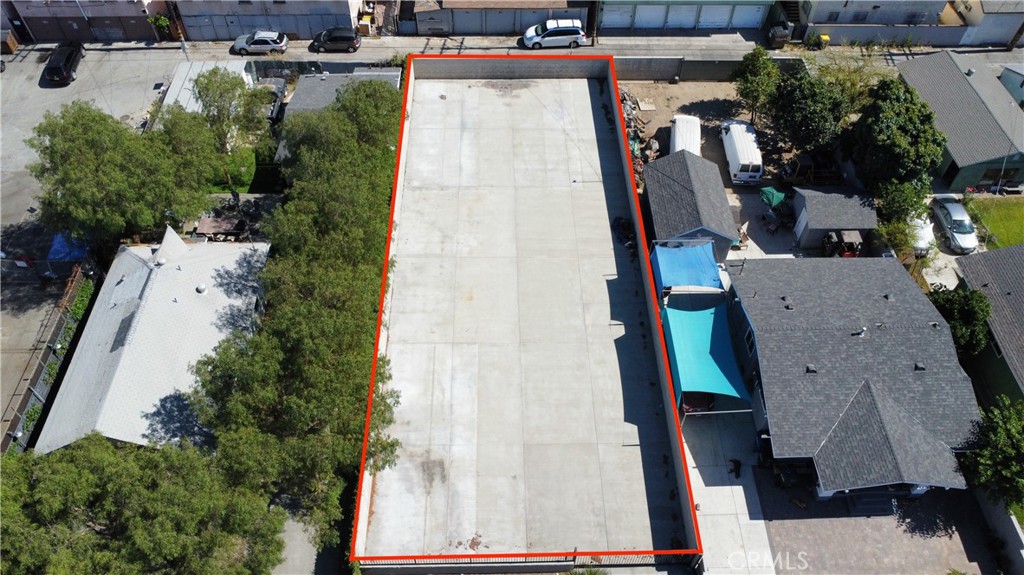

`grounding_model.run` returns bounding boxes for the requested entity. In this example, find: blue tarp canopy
[661,303,749,402]
[651,243,722,293]
[47,233,88,261]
